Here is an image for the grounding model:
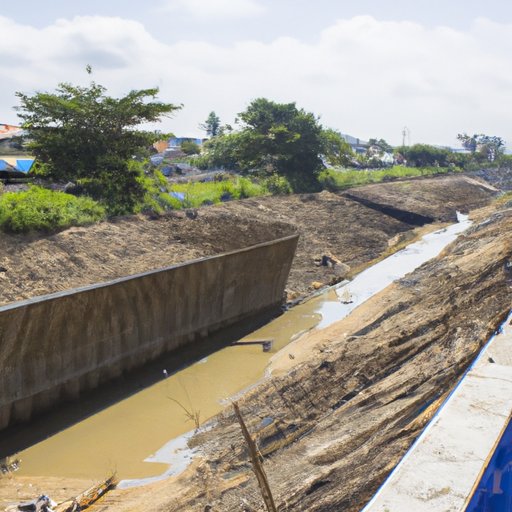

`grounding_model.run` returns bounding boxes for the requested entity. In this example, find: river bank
[92,201,511,511]
[0,174,503,510]
[0,175,496,306]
